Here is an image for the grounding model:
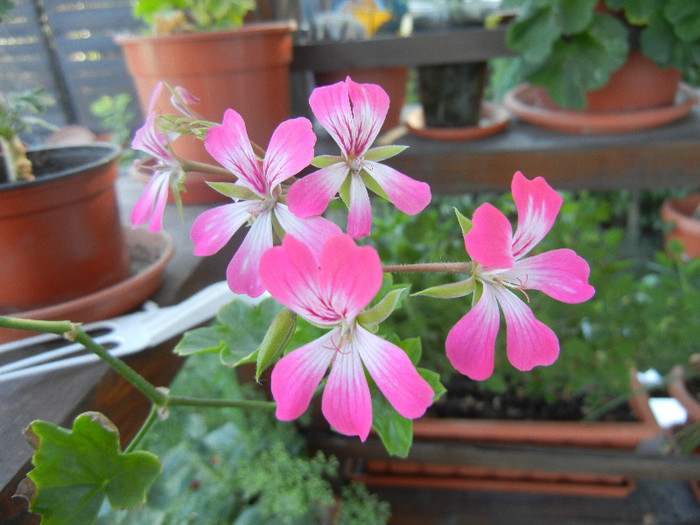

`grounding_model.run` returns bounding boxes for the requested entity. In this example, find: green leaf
[311,154,343,168]
[413,278,475,299]
[370,390,413,458]
[256,308,297,380]
[207,182,260,201]
[357,288,407,329]
[20,412,161,525]
[558,0,597,36]
[454,208,472,237]
[174,298,283,368]
[418,367,446,402]
[665,0,700,43]
[363,145,408,162]
[507,5,560,64]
